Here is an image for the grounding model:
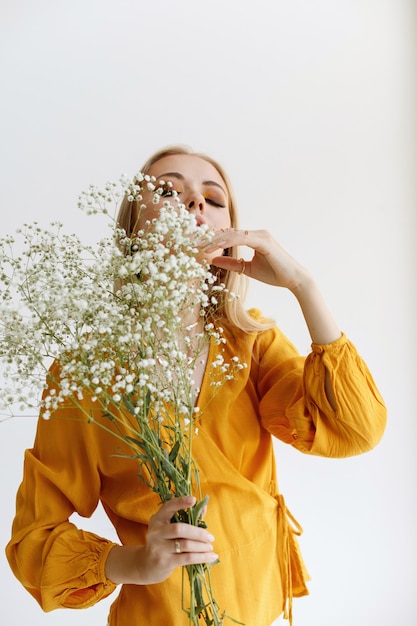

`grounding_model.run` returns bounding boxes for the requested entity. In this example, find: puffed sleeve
[5,399,118,611]
[257,330,387,458]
